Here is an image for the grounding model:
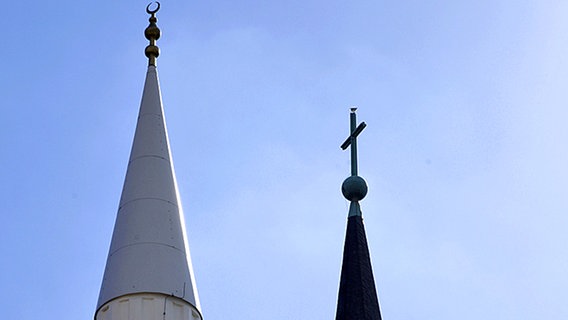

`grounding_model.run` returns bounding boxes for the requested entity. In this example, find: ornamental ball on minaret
[145,45,160,59]
[342,175,368,201]
[145,21,161,41]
